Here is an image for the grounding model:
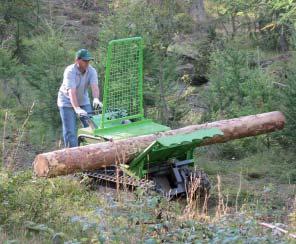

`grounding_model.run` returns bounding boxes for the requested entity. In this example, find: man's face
[76,59,90,72]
